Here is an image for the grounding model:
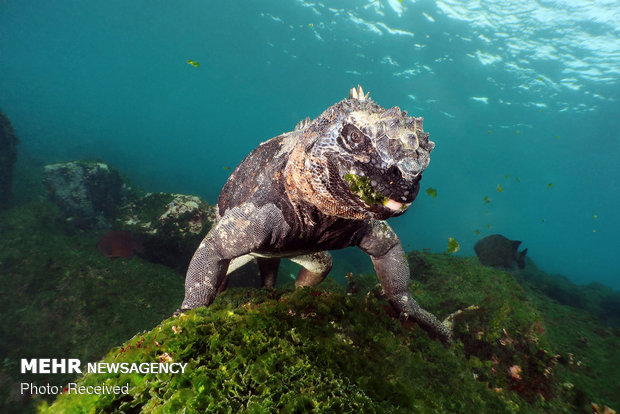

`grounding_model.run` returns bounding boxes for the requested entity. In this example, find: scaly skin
[179,86,451,343]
